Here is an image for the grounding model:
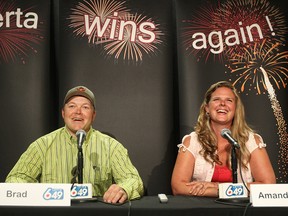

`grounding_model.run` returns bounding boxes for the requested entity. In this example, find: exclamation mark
[265,16,275,36]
